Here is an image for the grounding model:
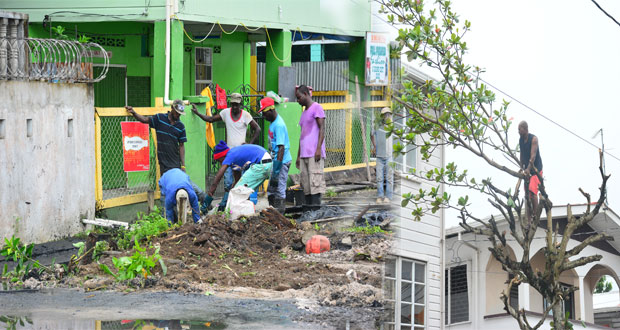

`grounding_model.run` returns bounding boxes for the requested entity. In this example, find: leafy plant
[77,34,91,43]
[346,221,390,235]
[116,206,172,250]
[0,236,49,289]
[594,275,613,294]
[73,242,85,257]
[99,239,166,282]
[325,189,337,198]
[313,223,320,231]
[0,315,33,330]
[92,241,109,262]
[51,25,69,40]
